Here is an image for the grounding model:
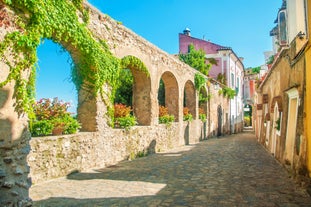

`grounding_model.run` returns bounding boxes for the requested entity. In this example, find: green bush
[183,114,193,121]
[199,114,207,122]
[244,116,251,126]
[31,120,53,137]
[53,115,81,135]
[159,114,175,125]
[115,115,137,130]
[30,98,81,136]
